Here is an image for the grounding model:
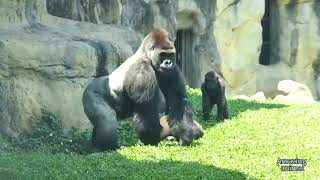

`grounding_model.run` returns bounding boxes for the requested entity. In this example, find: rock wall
[46,0,218,87]
[213,0,320,101]
[43,0,320,99]
[213,0,264,95]
[268,0,320,99]
[46,0,122,24]
[0,0,139,137]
